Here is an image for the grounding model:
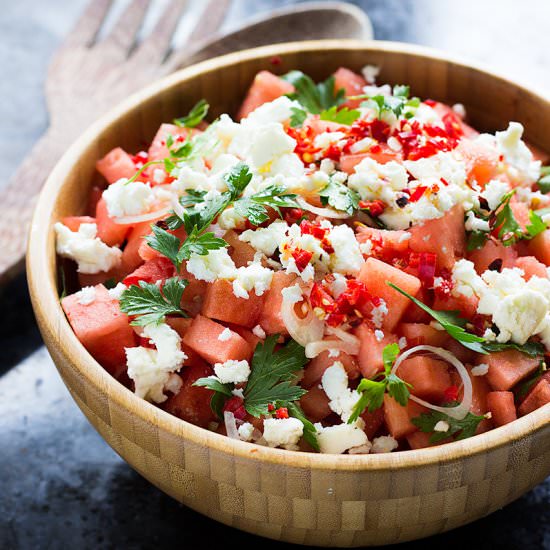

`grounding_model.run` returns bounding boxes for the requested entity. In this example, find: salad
[56,66,550,454]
